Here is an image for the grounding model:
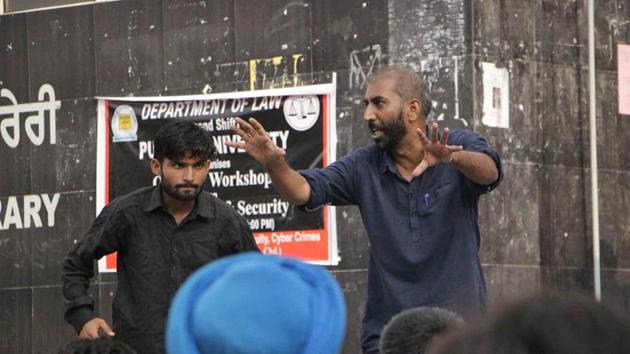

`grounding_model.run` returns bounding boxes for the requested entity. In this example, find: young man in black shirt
[62,120,259,354]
